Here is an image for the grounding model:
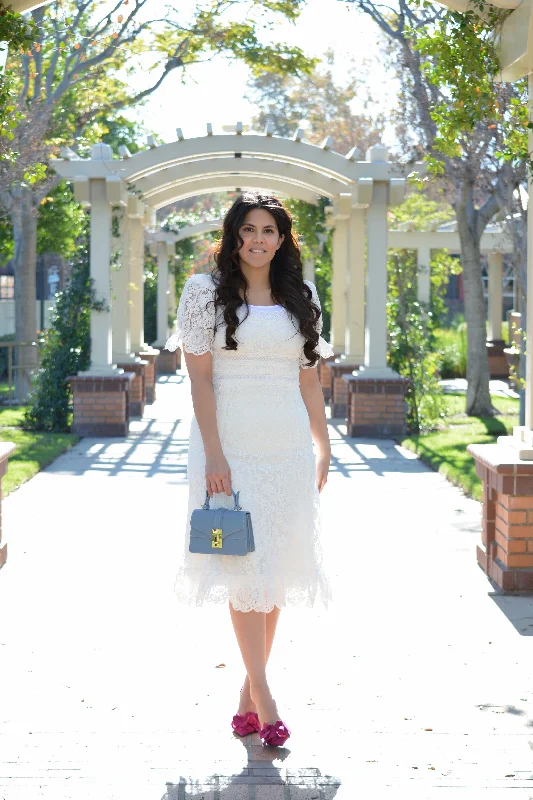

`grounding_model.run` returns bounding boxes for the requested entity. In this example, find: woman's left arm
[299,367,331,492]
